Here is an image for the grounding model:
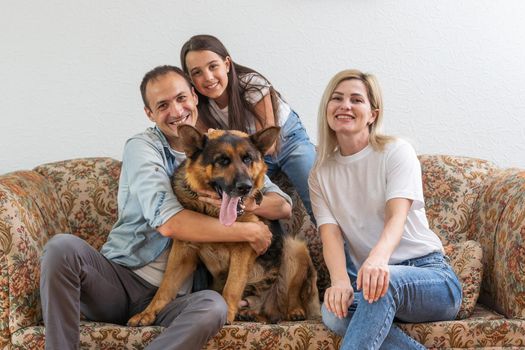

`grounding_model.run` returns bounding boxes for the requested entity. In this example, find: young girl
[309,69,462,349]
[180,34,316,220]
